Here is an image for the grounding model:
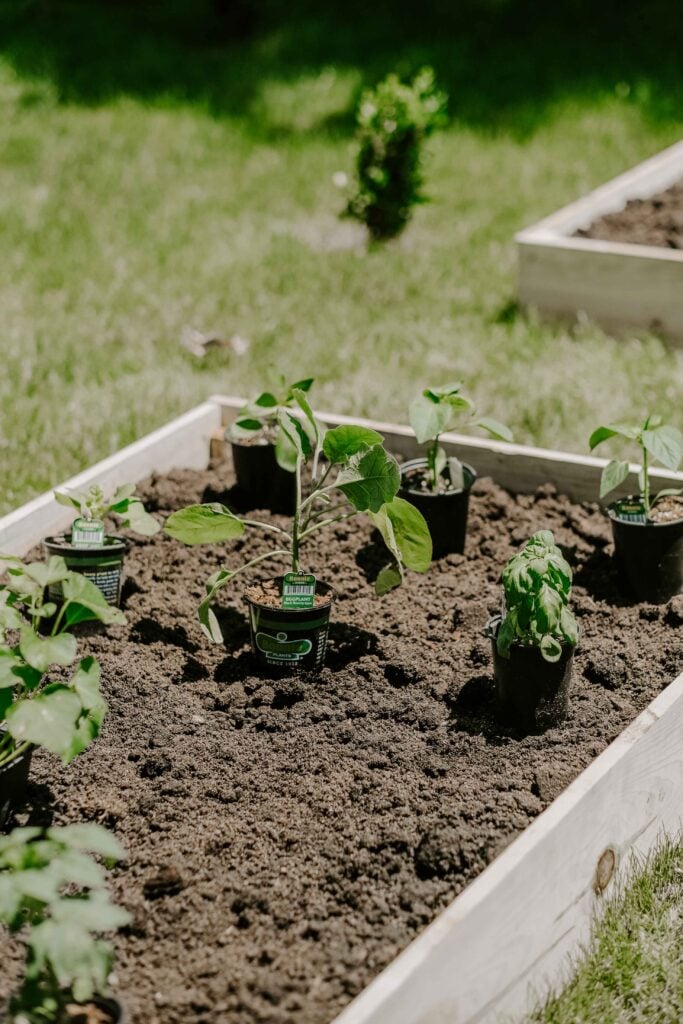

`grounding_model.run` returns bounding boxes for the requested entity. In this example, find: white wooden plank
[212,395,683,503]
[0,401,221,557]
[333,671,683,1024]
